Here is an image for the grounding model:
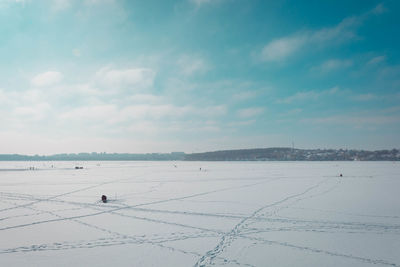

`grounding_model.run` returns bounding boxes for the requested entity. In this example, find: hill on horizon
[0,148,399,161]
